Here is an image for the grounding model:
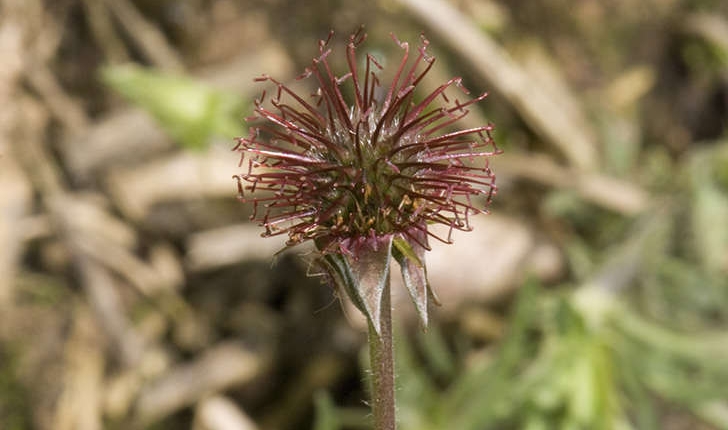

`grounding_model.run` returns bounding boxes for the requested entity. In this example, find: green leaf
[313,391,340,430]
[101,64,245,150]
